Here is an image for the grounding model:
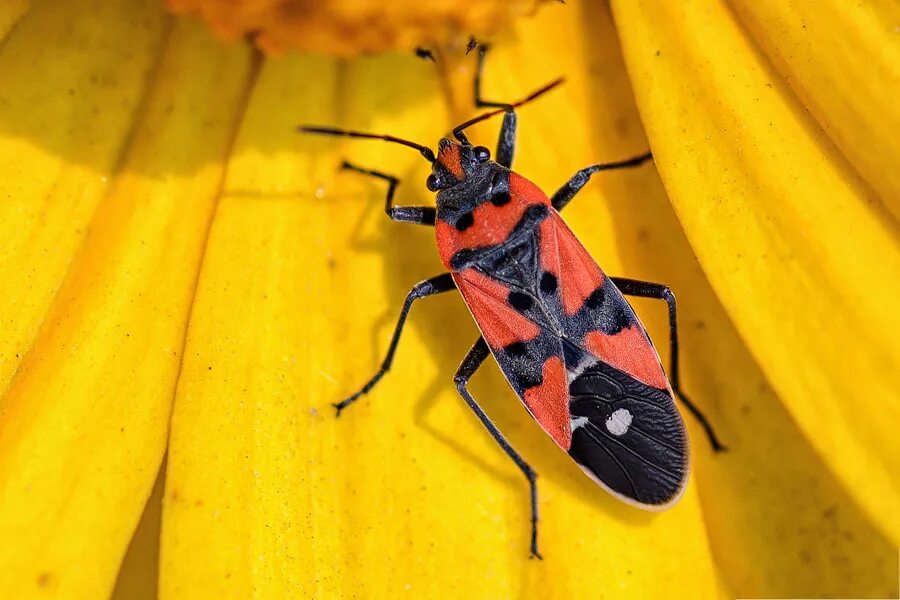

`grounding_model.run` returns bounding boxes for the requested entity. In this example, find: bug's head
[426,138,493,193]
